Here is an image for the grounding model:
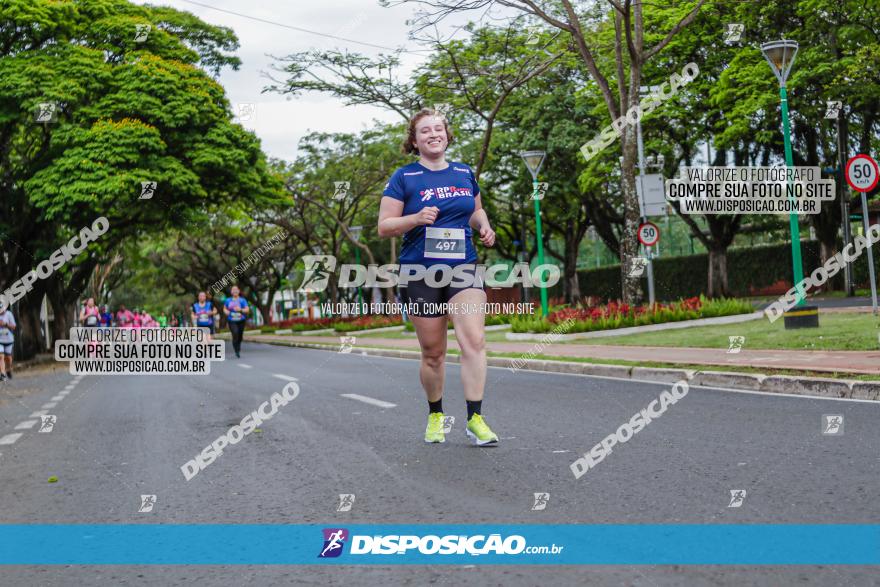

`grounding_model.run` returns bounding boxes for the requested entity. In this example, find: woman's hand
[414,206,440,226]
[479,225,496,247]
